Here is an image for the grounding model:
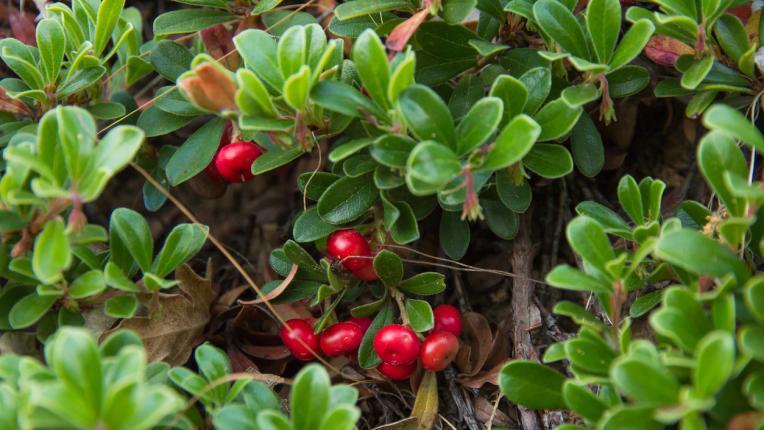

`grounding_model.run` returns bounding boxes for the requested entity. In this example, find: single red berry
[352,263,378,282]
[280,319,320,361]
[377,361,417,380]
[204,122,233,181]
[348,317,372,334]
[327,230,375,274]
[433,304,462,337]
[214,140,264,183]
[373,324,420,365]
[420,331,459,372]
[319,322,364,357]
